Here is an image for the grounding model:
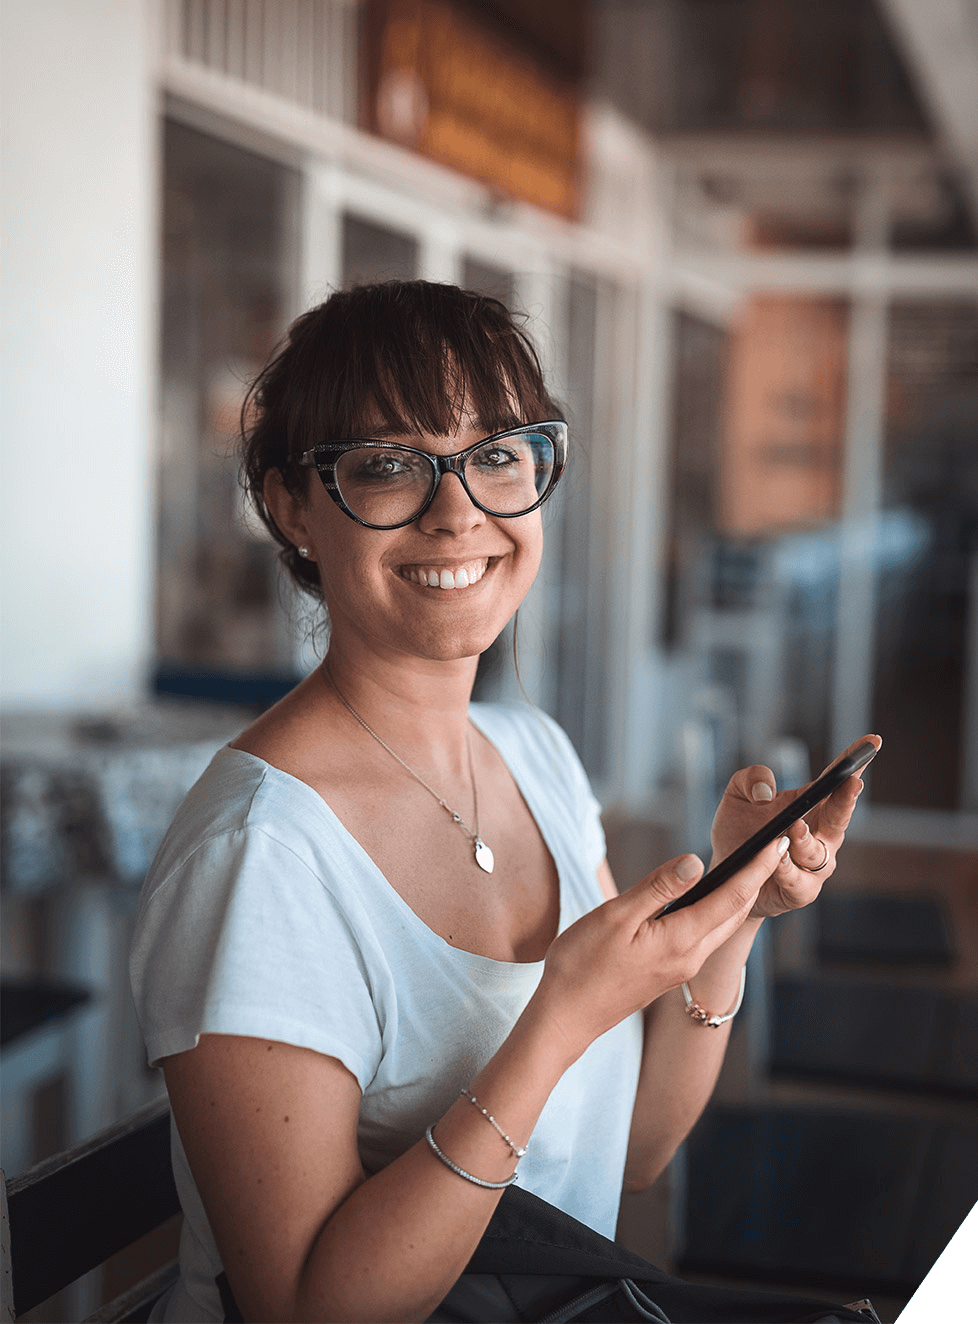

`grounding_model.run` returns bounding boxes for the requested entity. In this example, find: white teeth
[403,560,487,589]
